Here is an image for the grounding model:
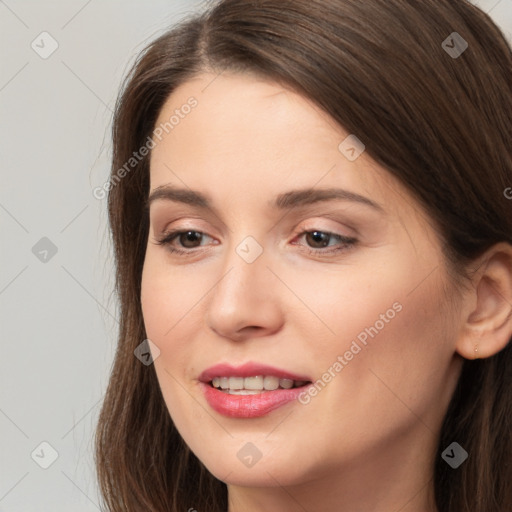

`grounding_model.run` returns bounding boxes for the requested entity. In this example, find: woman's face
[141,72,464,499]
